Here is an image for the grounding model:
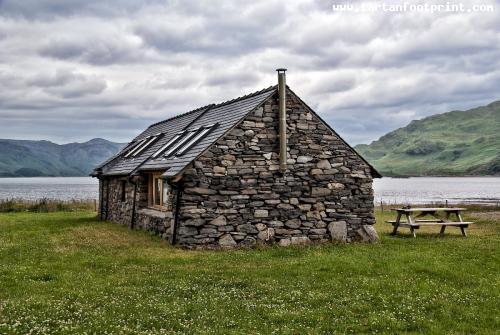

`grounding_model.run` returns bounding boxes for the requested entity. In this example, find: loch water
[0,176,499,205]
